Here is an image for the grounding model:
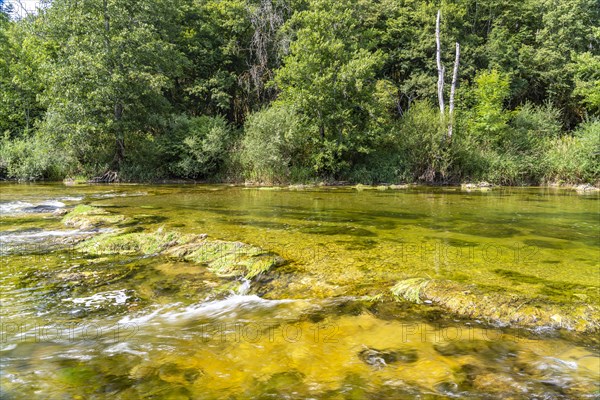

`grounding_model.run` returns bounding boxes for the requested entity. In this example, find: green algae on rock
[76,227,284,280]
[77,228,193,256]
[63,205,125,229]
[391,278,600,333]
[165,238,285,279]
[391,278,431,304]
[64,205,286,280]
